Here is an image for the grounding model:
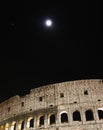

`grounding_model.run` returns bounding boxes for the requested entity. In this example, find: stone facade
[0,79,103,130]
